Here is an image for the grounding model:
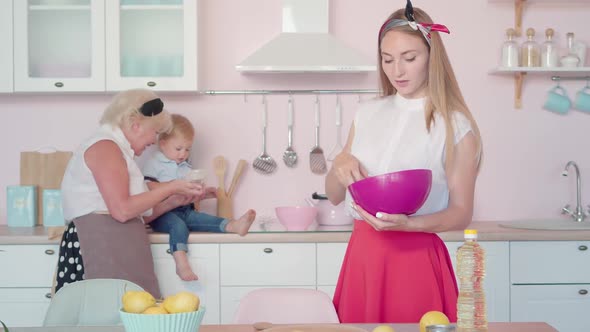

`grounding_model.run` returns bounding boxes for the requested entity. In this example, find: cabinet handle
[579,289,588,295]
[45,293,52,299]
[54,82,64,88]
[45,249,55,255]
[166,249,172,254]
[263,248,273,254]
[579,245,588,251]
[147,81,156,87]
